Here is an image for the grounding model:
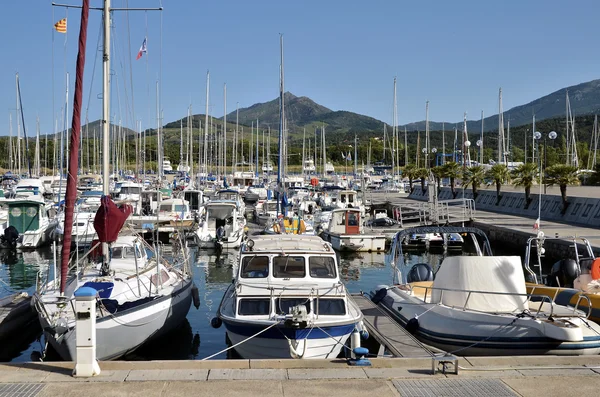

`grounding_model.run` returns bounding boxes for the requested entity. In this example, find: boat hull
[324,232,386,252]
[526,283,600,324]
[373,285,600,356]
[40,280,193,361]
[222,320,355,359]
